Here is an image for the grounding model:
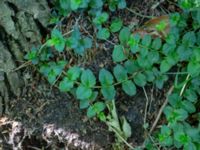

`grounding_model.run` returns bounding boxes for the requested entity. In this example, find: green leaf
[182,100,196,113]
[76,85,92,100]
[89,0,103,8]
[168,93,182,107]
[81,69,96,87]
[159,125,173,146]
[99,69,114,85]
[59,77,74,92]
[128,34,140,53]
[177,45,192,61]
[161,125,171,135]
[83,37,92,49]
[70,0,82,10]
[156,20,168,31]
[184,89,197,102]
[93,12,109,25]
[113,64,127,82]
[144,70,155,82]
[162,43,176,55]
[79,99,90,109]
[39,64,50,76]
[175,132,190,145]
[112,45,127,62]
[47,70,57,84]
[175,108,188,121]
[101,85,116,100]
[182,31,196,47]
[122,116,132,138]
[142,35,152,47]
[185,126,200,142]
[59,0,71,10]
[155,74,168,89]
[187,60,200,76]
[87,102,105,118]
[94,102,106,113]
[97,28,110,40]
[47,29,66,52]
[122,80,136,96]
[67,66,81,81]
[134,73,146,87]
[137,56,152,69]
[151,38,162,50]
[184,142,197,150]
[24,47,39,64]
[118,0,127,9]
[110,18,123,32]
[160,59,172,73]
[87,105,96,118]
[124,60,140,74]
[140,47,149,57]
[119,27,131,45]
